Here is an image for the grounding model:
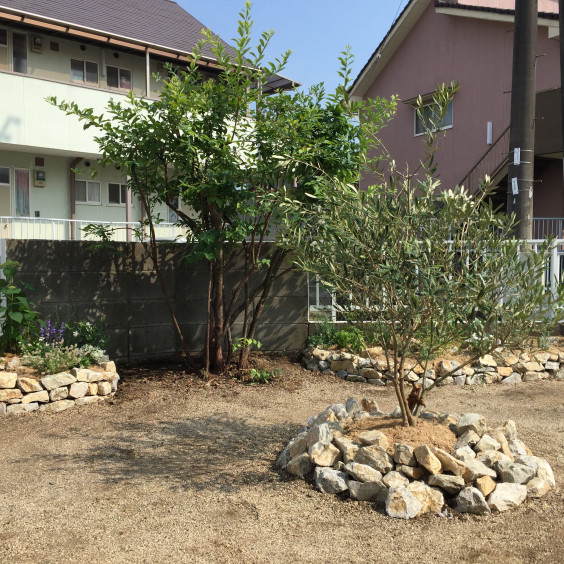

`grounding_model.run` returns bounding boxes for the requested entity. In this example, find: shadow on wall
[5,240,309,362]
